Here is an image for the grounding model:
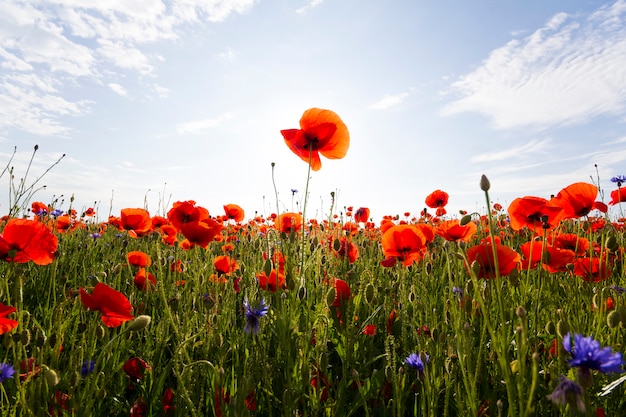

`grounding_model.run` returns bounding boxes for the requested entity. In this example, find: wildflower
[465,241,521,279]
[223,204,245,223]
[291,189,298,194]
[362,324,377,336]
[281,108,350,171]
[0,218,58,265]
[80,360,95,377]
[0,302,18,335]
[256,269,286,292]
[611,175,626,186]
[435,219,477,242]
[425,190,449,216]
[123,357,152,382]
[119,208,153,237]
[354,207,370,223]
[551,182,608,219]
[563,333,625,374]
[79,283,134,327]
[127,251,152,268]
[381,224,434,267]
[31,201,49,216]
[162,388,175,415]
[179,218,224,249]
[609,189,626,205]
[213,255,239,276]
[243,298,269,335]
[546,375,585,412]
[0,363,15,383]
[507,196,564,232]
[404,352,429,371]
[275,212,303,234]
[134,268,157,290]
[167,200,210,229]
